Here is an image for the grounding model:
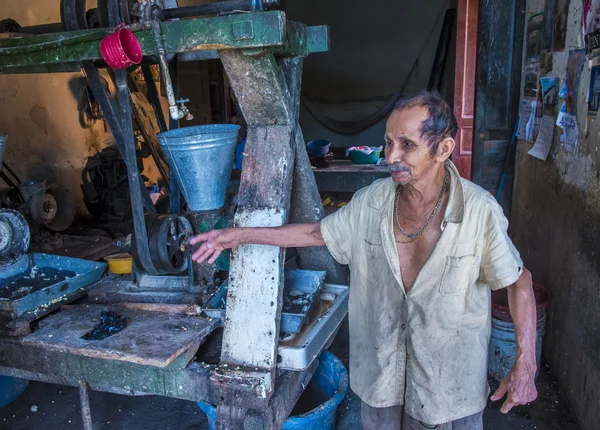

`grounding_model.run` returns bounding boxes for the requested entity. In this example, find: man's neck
[398,163,447,209]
